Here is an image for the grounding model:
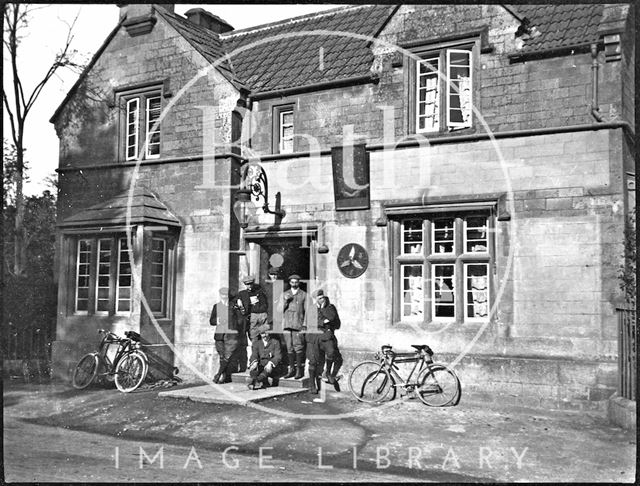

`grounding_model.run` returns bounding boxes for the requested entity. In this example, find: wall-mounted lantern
[233,163,285,228]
